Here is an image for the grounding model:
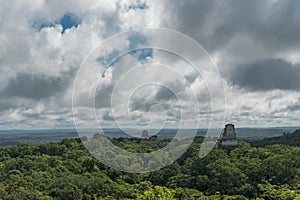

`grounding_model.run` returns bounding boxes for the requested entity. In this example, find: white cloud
[1,0,300,129]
